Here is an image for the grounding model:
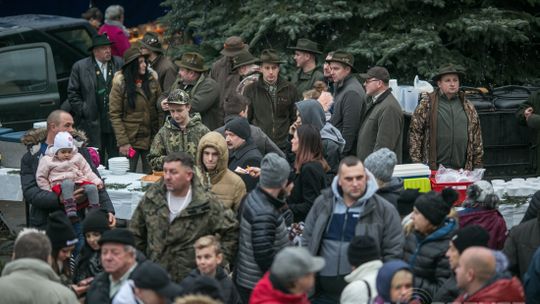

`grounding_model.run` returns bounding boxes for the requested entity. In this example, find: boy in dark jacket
[180,235,240,304]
